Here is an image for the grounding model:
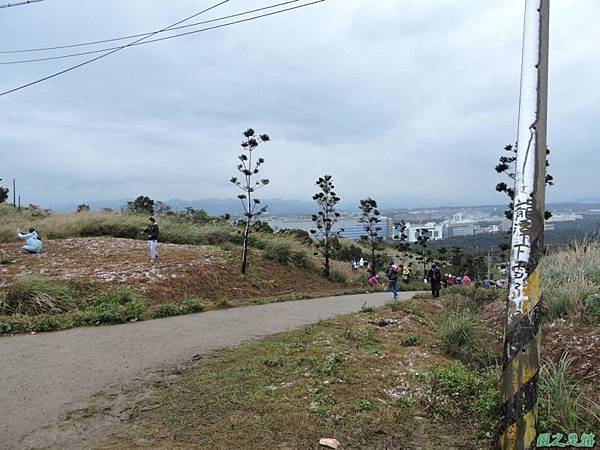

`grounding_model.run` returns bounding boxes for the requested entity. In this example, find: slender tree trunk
[371,238,376,277]
[241,219,251,274]
[324,235,330,278]
[241,150,253,275]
